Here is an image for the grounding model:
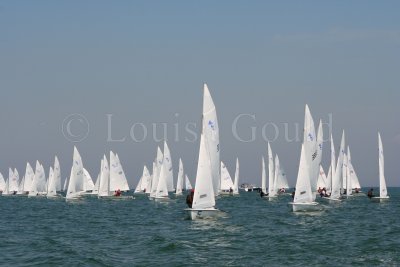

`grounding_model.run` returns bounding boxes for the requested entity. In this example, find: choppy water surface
[0,188,399,266]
